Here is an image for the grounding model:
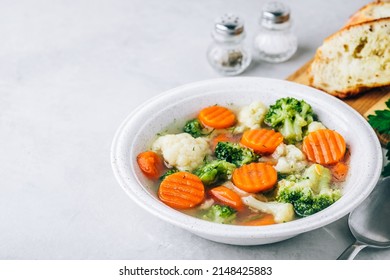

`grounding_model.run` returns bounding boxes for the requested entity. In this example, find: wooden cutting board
[286,59,390,145]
